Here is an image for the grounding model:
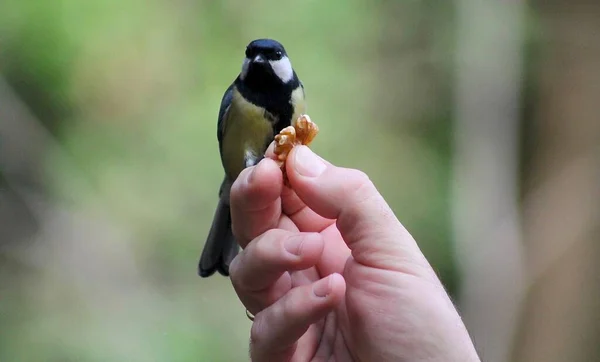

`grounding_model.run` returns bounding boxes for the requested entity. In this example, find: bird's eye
[274,50,283,60]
